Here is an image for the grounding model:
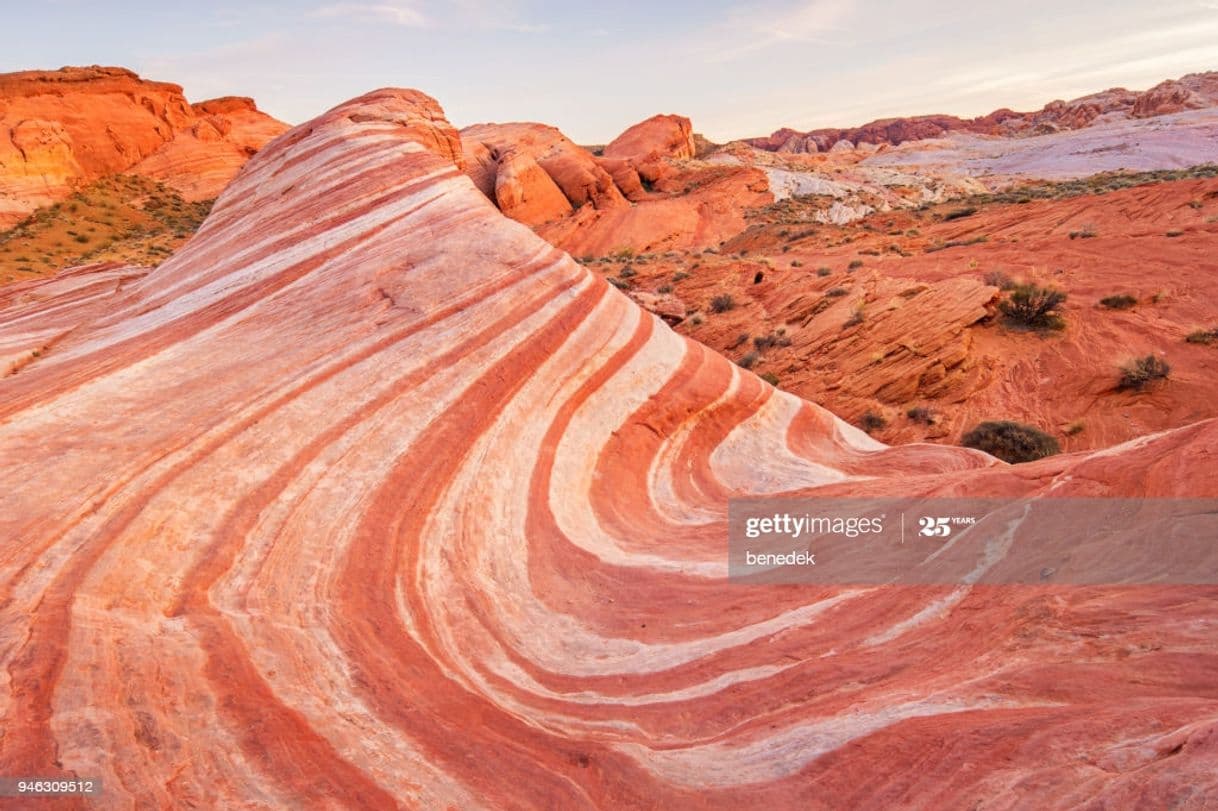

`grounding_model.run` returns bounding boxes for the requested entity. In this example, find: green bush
[1185,328,1218,345]
[943,206,977,221]
[961,421,1060,463]
[1100,294,1137,310]
[998,283,1067,330]
[1119,355,1170,390]
[859,411,887,433]
[983,270,1015,290]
